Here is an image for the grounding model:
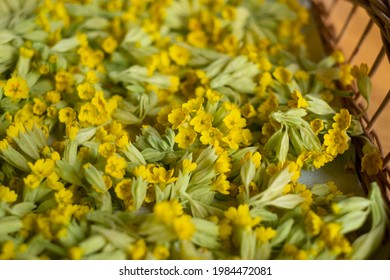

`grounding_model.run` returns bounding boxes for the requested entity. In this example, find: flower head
[4,77,29,99]
[361,152,383,176]
[323,128,349,156]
